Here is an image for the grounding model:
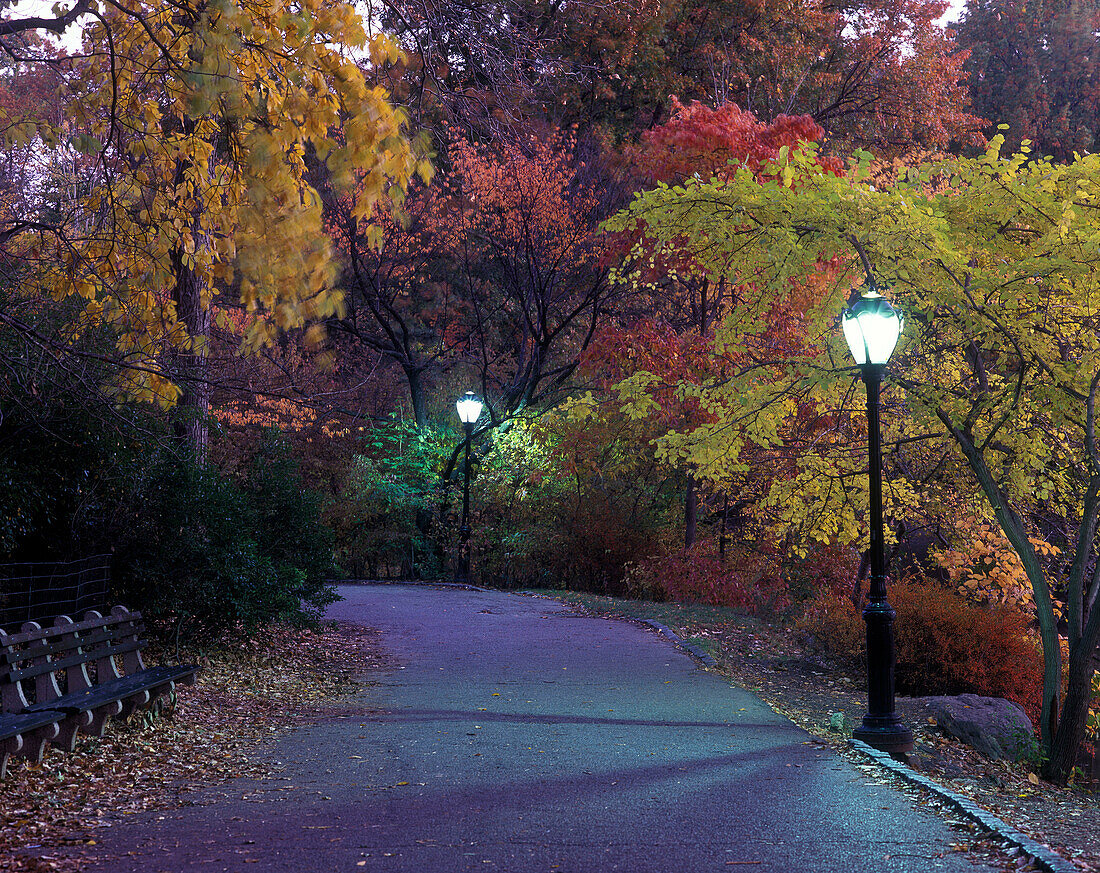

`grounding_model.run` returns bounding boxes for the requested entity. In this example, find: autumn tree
[606,137,1100,783]
[611,100,842,547]
[439,130,619,425]
[367,0,567,136]
[371,0,983,152]
[326,181,462,431]
[1,1,429,459]
[554,0,984,151]
[956,0,1100,161]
